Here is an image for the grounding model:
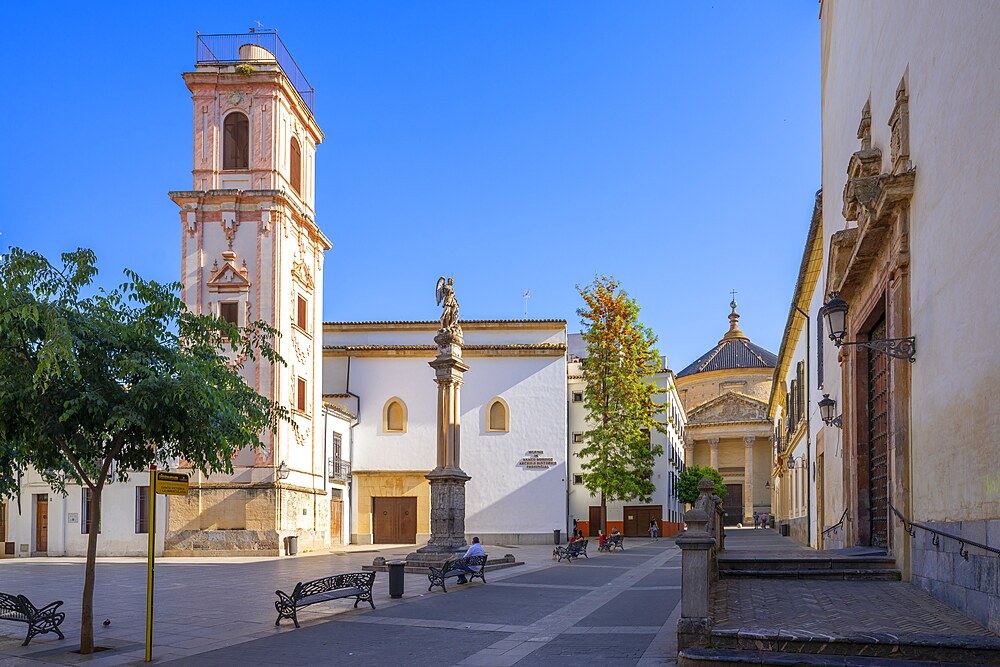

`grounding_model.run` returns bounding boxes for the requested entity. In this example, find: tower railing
[195,30,315,113]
